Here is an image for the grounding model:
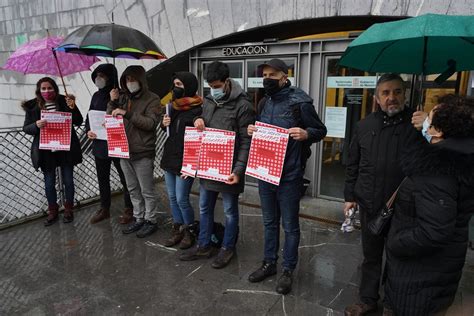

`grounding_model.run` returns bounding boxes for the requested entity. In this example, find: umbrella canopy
[2,36,99,76]
[338,14,474,75]
[55,23,167,60]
